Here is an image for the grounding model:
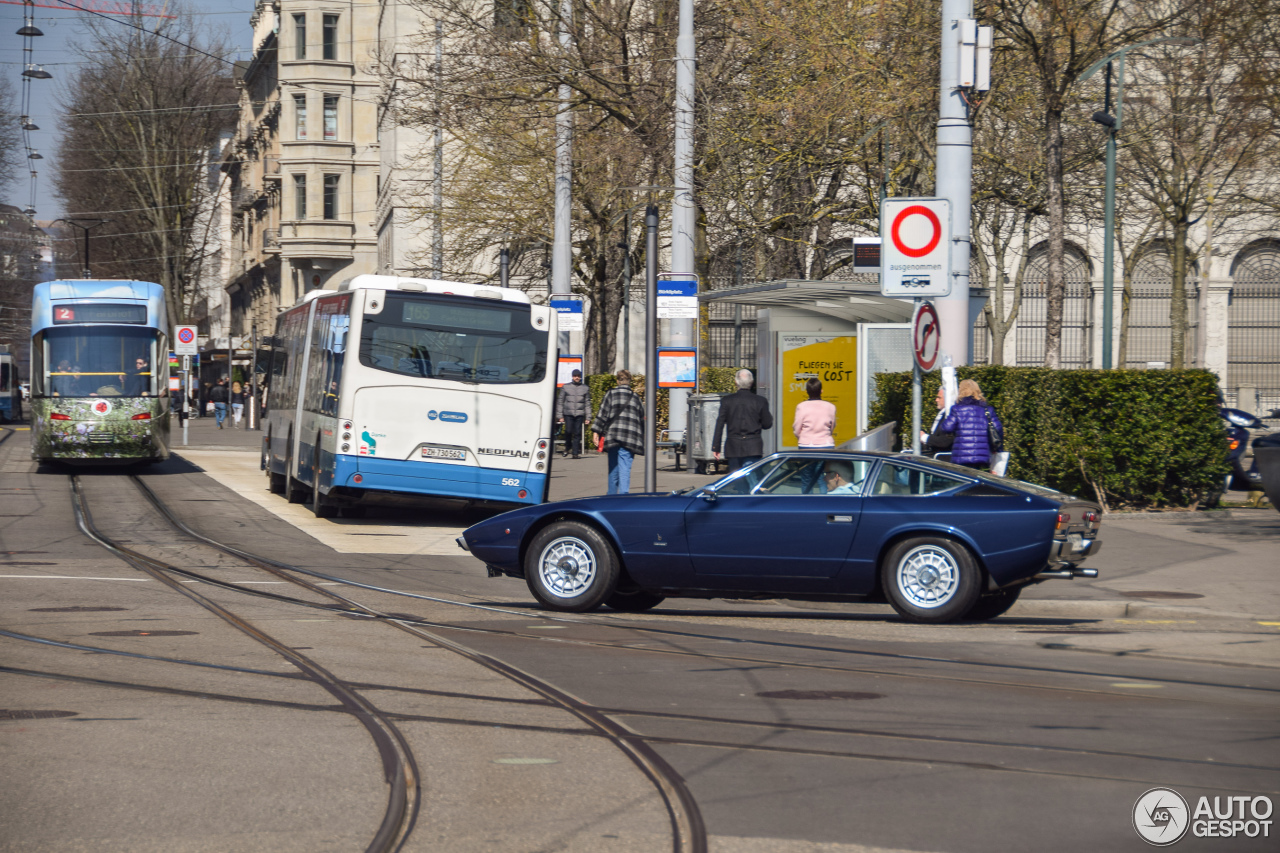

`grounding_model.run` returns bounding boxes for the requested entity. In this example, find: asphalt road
[2,425,1277,853]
